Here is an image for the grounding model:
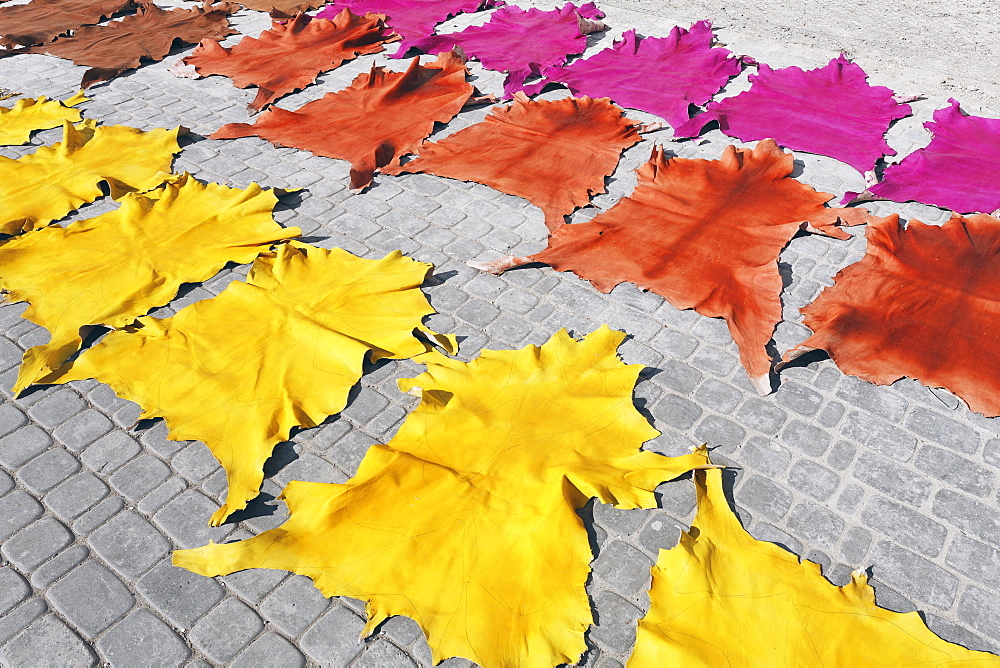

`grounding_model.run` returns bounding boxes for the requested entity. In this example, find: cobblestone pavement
[1,2,999,666]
